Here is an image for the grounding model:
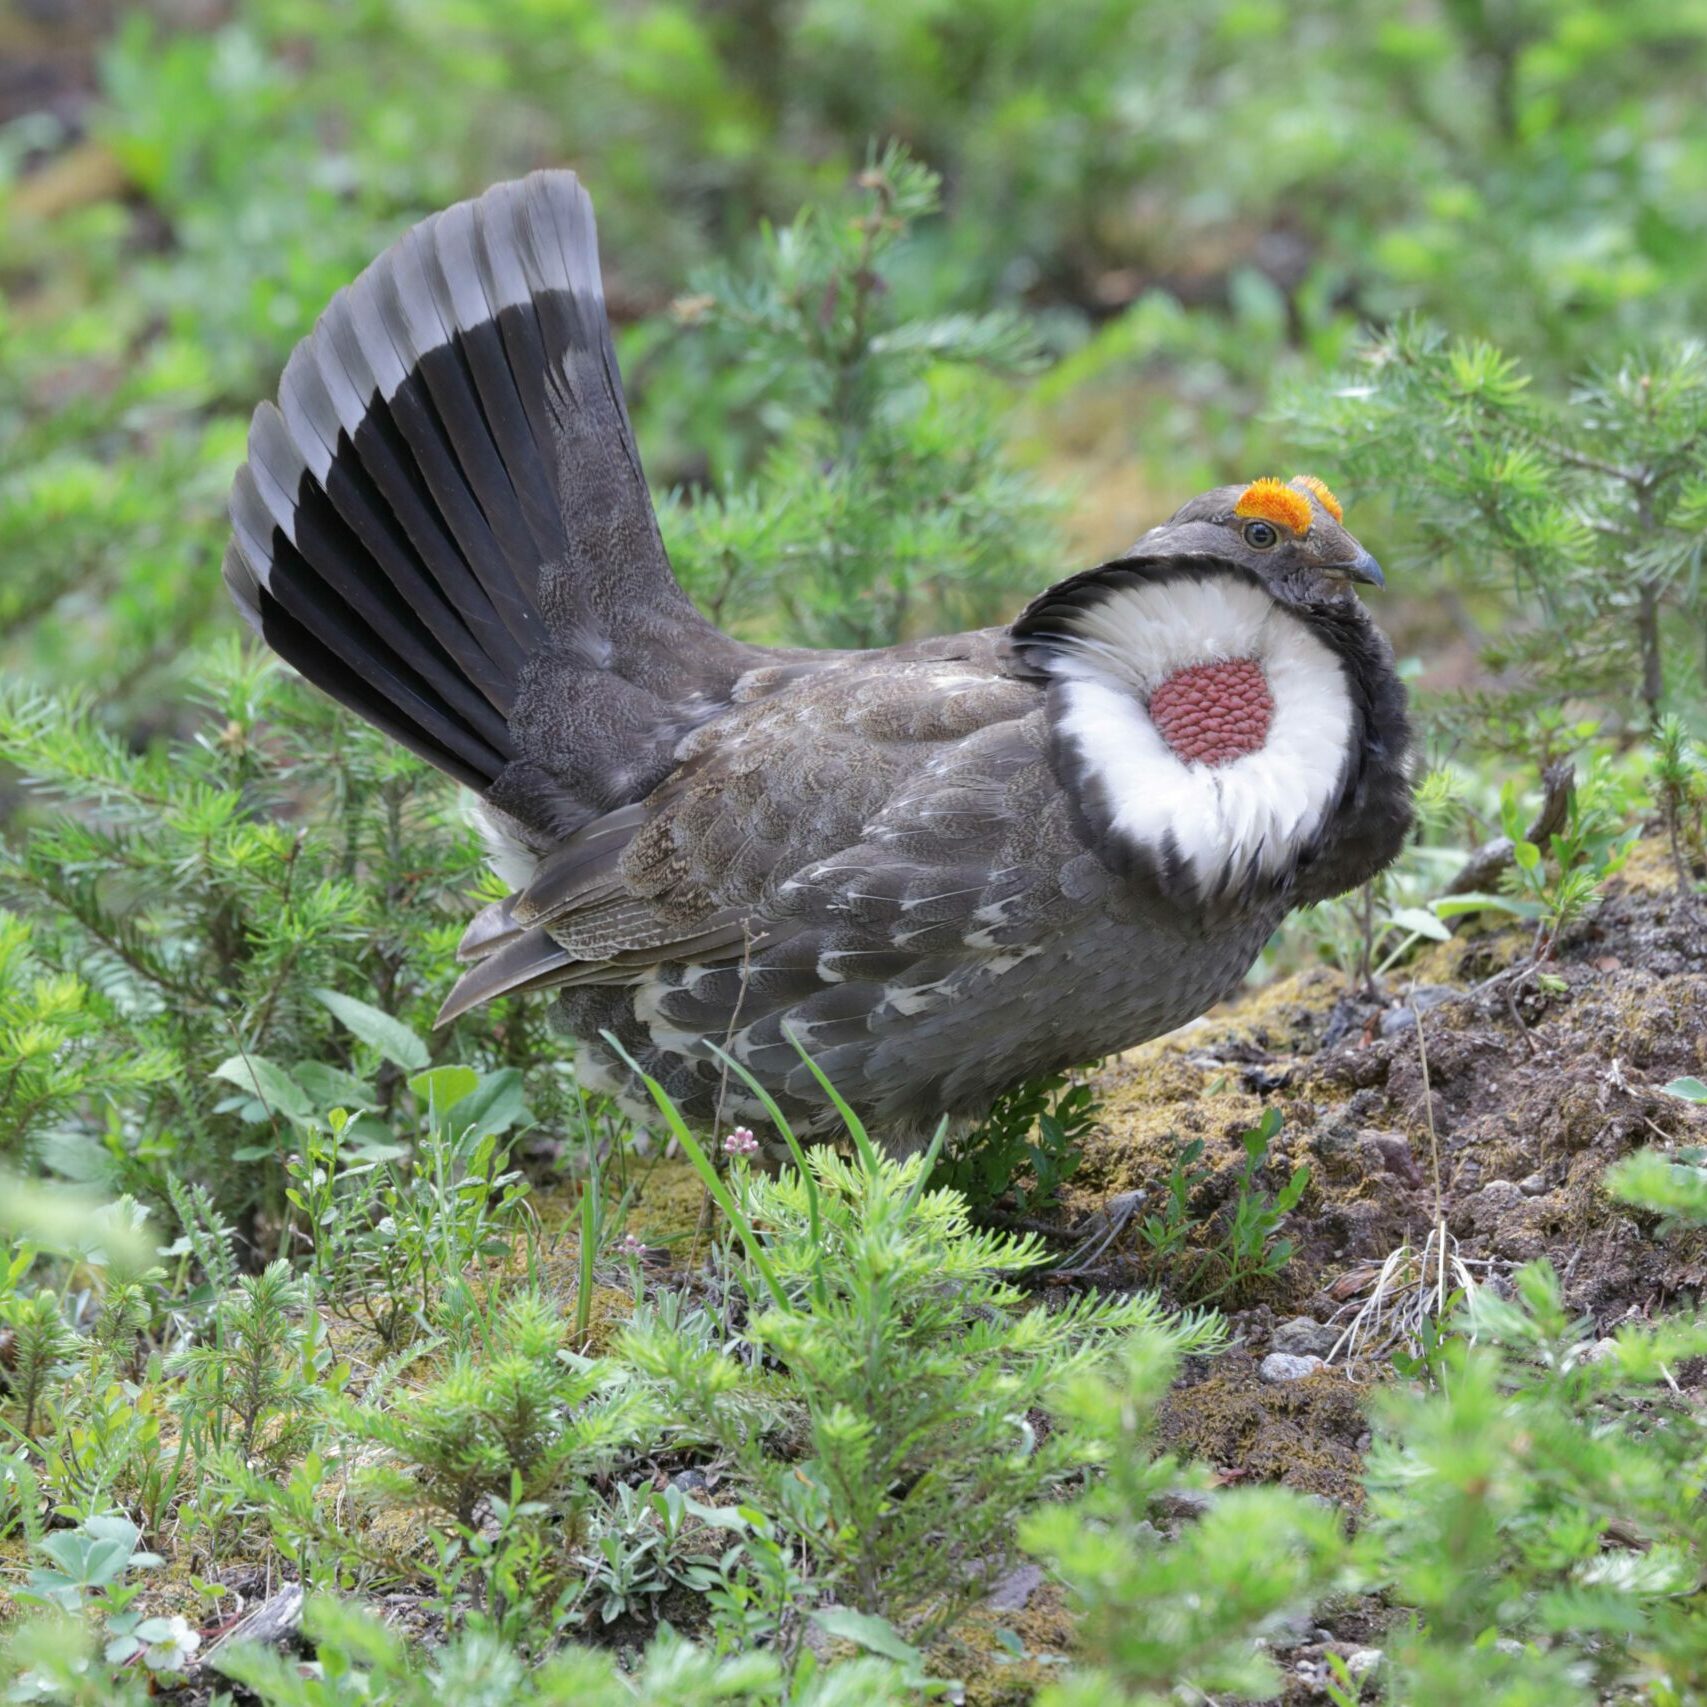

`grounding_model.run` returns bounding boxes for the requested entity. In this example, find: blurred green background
[6,0,1707,714]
